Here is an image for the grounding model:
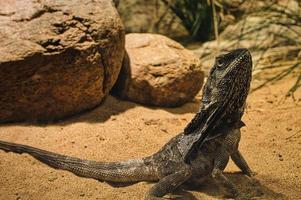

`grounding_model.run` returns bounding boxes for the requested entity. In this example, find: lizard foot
[244,172,259,186]
[244,170,257,177]
[249,171,257,177]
